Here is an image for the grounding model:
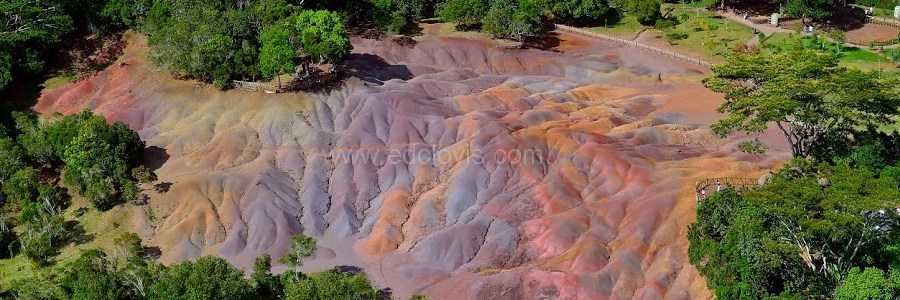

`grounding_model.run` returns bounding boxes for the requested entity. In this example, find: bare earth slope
[35,30,787,299]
